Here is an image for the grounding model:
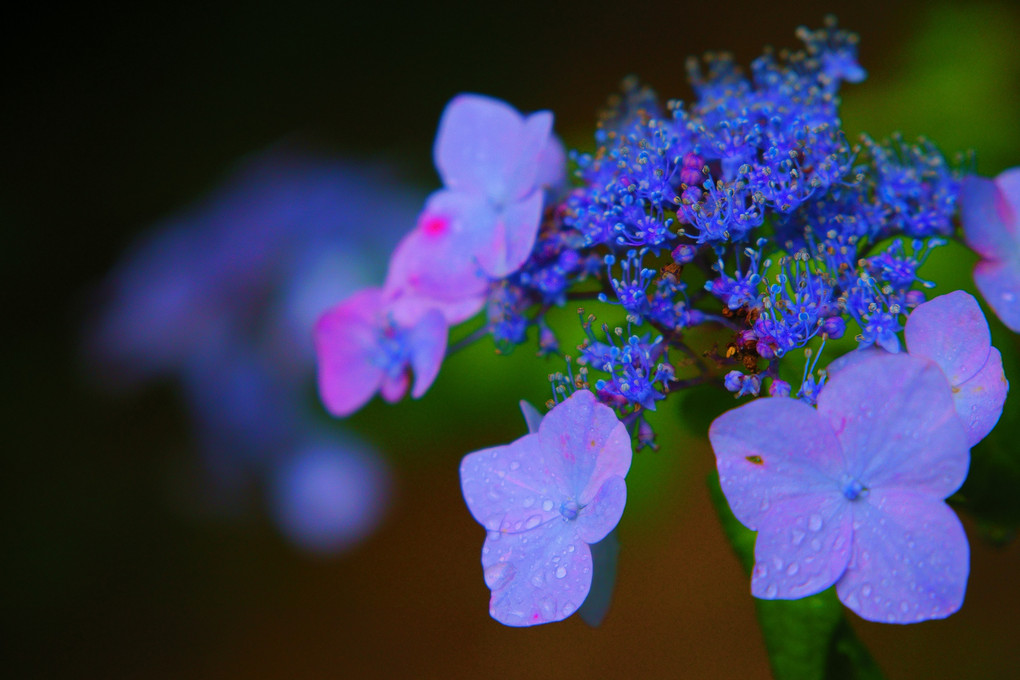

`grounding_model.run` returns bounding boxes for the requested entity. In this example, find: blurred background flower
[5,1,1020,678]
[84,146,417,546]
